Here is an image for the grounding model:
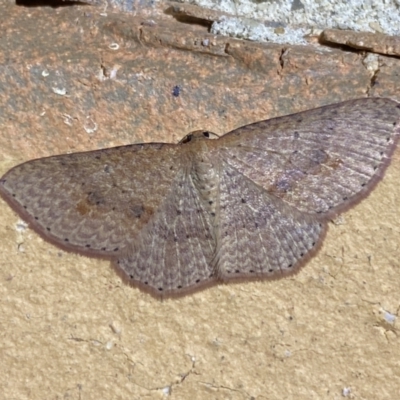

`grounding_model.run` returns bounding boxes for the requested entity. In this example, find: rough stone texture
[0,1,399,400]
[168,1,235,22]
[322,28,400,57]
